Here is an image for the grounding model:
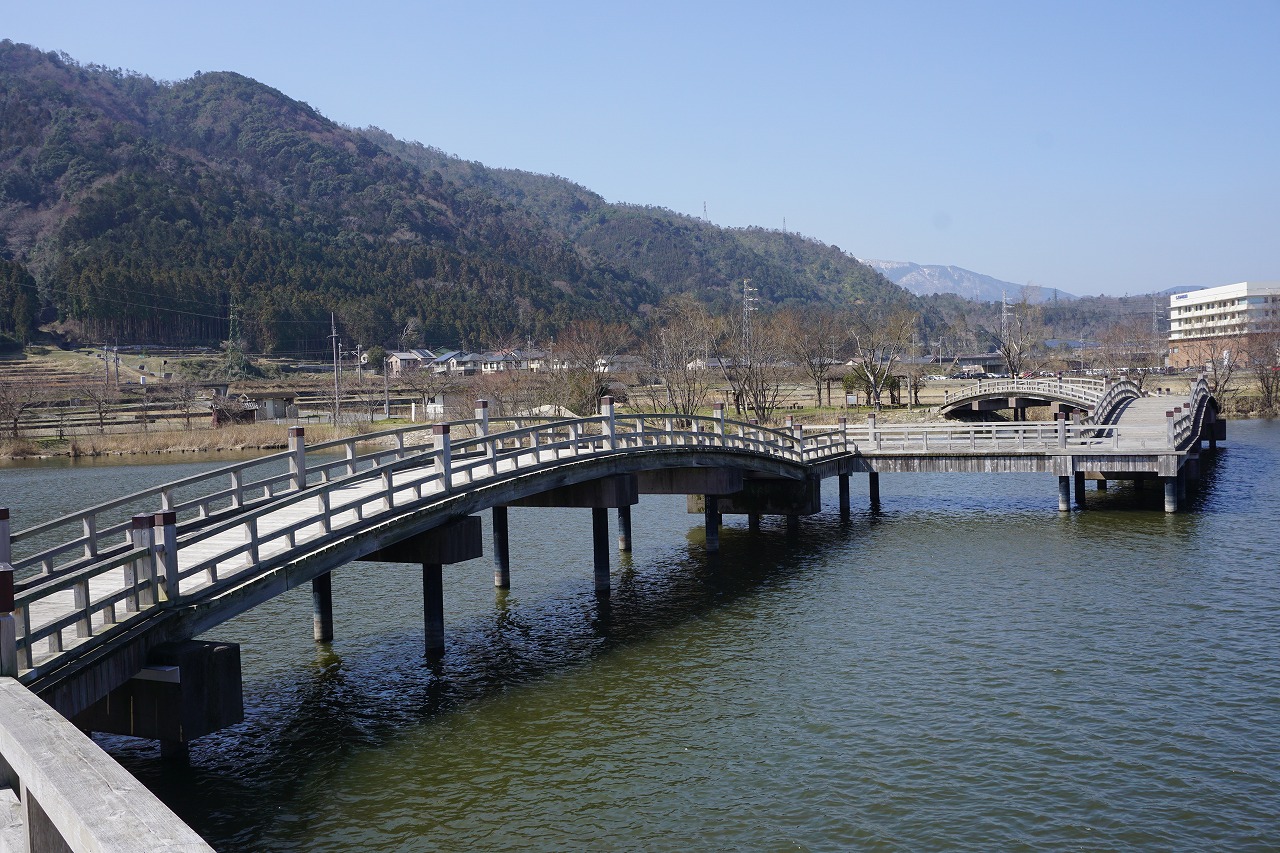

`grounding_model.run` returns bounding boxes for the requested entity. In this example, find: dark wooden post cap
[433,424,450,435]
[154,511,177,526]
[0,564,12,613]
